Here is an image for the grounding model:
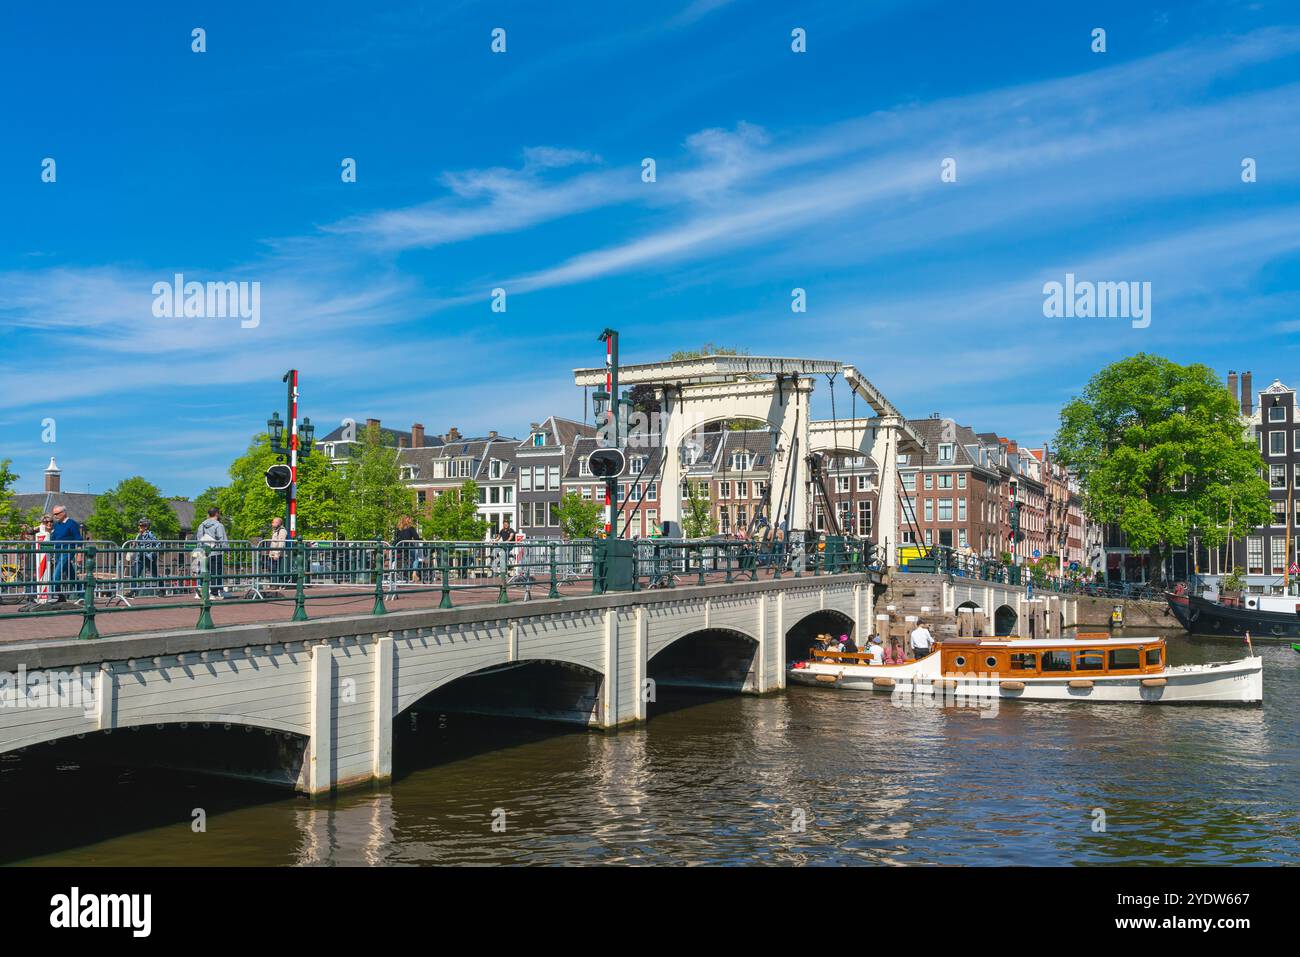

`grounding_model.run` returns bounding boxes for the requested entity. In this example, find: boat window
[1010,653,1036,670]
[985,655,999,669]
[953,655,967,668]
[1076,650,1105,671]
[1108,648,1140,670]
[1040,650,1073,672]
[1145,647,1162,667]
